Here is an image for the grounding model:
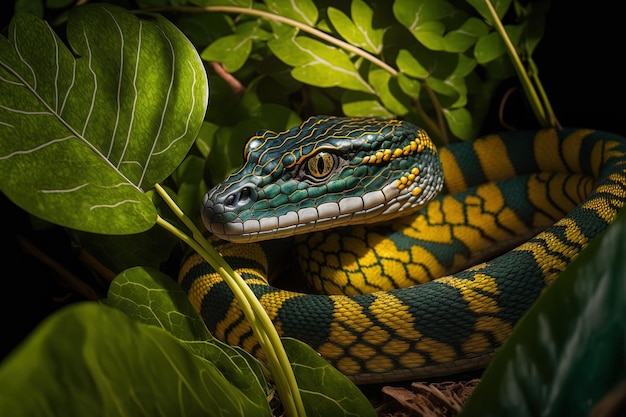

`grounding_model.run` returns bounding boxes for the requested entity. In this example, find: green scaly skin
[180,117,626,384]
